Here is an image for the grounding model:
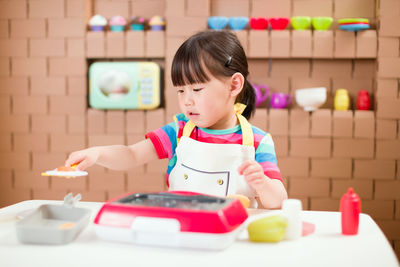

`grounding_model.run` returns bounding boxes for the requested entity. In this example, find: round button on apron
[217,179,224,185]
[184,174,188,180]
